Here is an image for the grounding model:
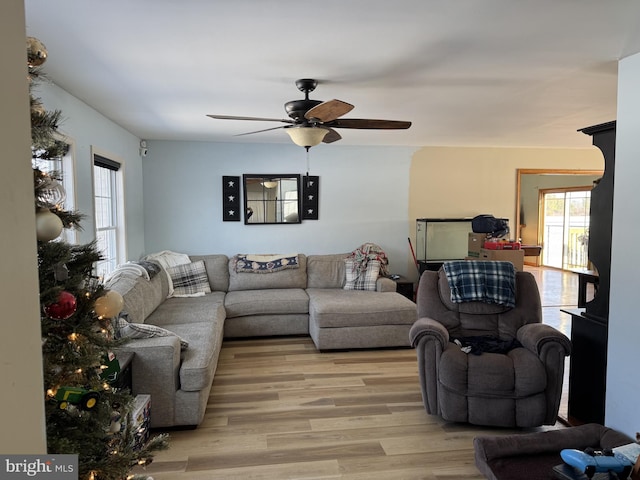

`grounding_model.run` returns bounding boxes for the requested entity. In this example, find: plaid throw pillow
[113,314,189,350]
[344,259,381,291]
[166,260,211,297]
